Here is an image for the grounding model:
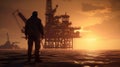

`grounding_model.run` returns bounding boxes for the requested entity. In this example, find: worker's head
[32,11,38,17]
